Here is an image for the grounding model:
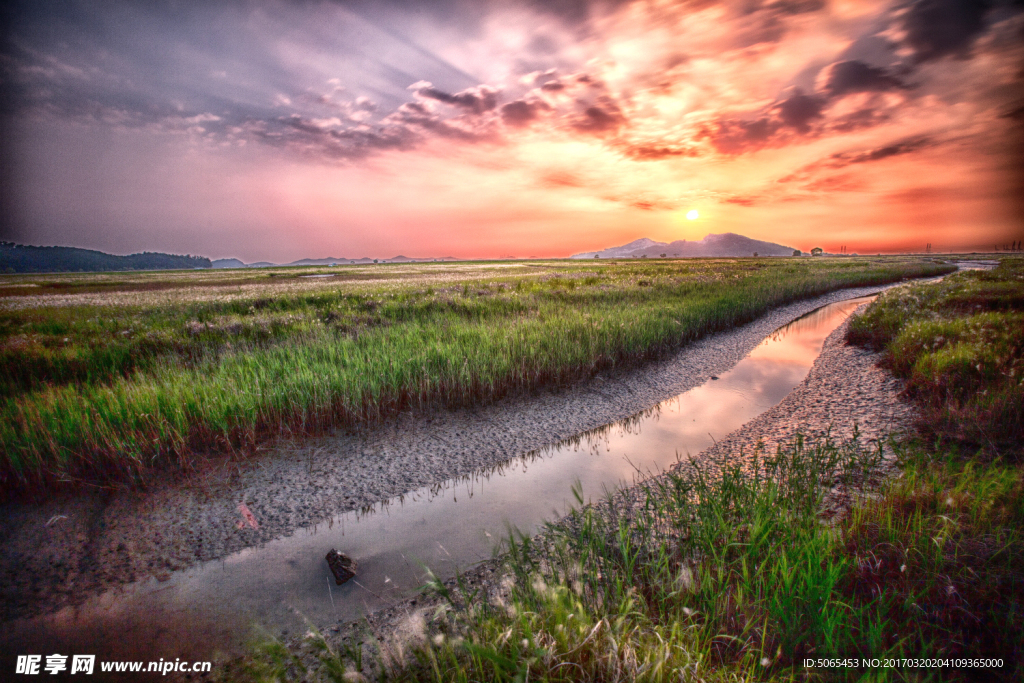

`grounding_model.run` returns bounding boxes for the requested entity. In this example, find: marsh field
[0,256,953,496]
[5,255,1024,682]
[232,257,1023,683]
[360,258,1024,683]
